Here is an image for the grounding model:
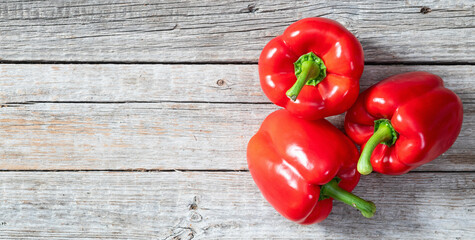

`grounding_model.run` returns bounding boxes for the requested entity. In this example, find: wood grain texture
[0,171,473,239]
[0,1,473,239]
[0,0,473,63]
[0,64,473,103]
[0,102,472,171]
[0,64,472,171]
